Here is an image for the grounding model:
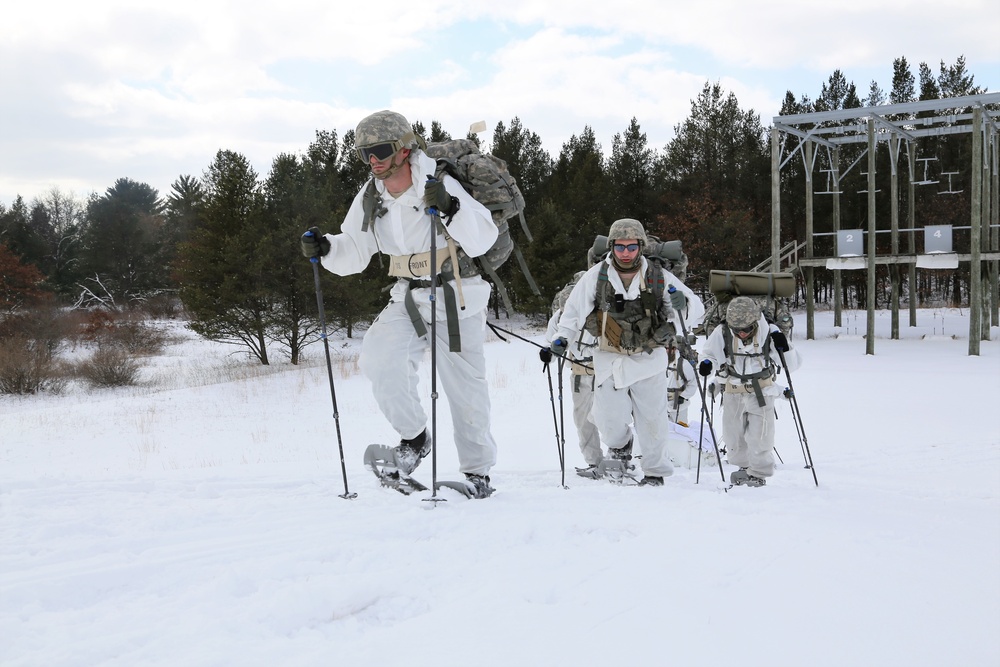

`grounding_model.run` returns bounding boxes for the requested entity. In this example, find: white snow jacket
[319,150,498,321]
[555,256,704,390]
[699,315,802,397]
